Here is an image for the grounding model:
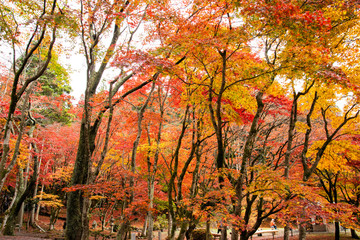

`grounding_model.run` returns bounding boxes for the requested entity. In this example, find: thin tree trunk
[147,180,155,240]
[168,213,173,237]
[283,91,298,240]
[35,184,44,221]
[30,133,42,226]
[115,82,156,240]
[18,158,30,228]
[334,221,340,240]
[142,214,148,237]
